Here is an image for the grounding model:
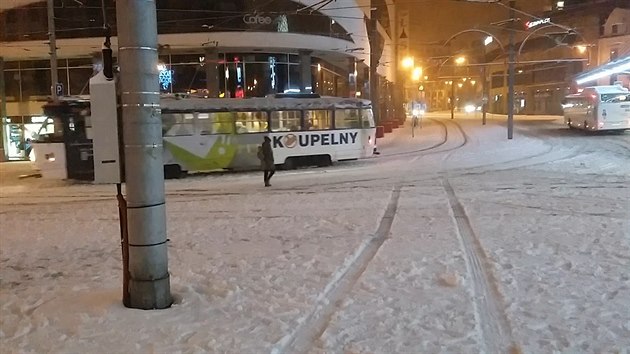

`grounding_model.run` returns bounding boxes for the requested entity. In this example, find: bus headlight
[464,104,476,113]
